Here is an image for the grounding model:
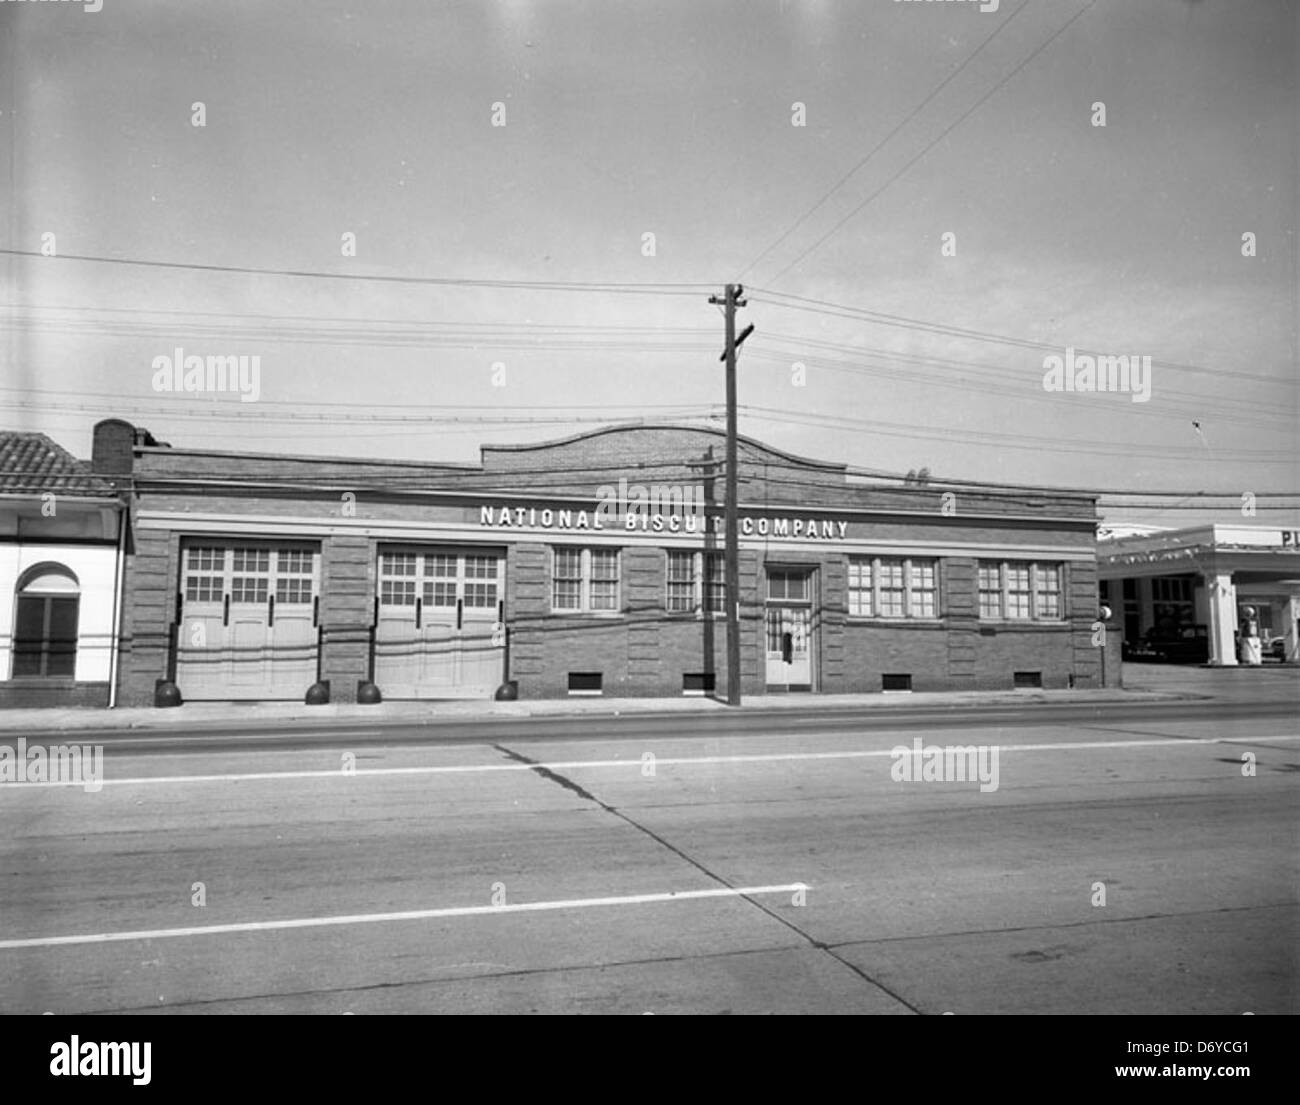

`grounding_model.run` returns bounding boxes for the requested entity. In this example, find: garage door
[374,547,505,698]
[176,542,320,701]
